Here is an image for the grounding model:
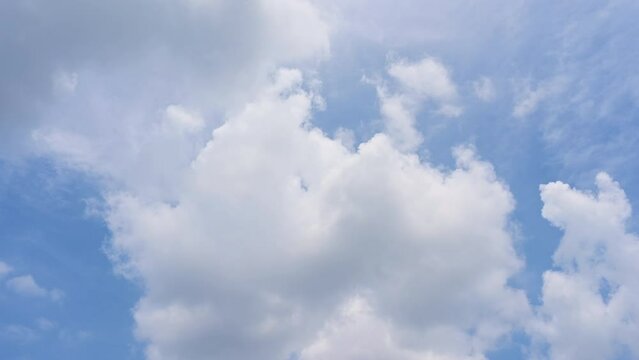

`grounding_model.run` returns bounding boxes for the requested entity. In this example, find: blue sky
[0,160,142,359]
[1,1,639,359]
